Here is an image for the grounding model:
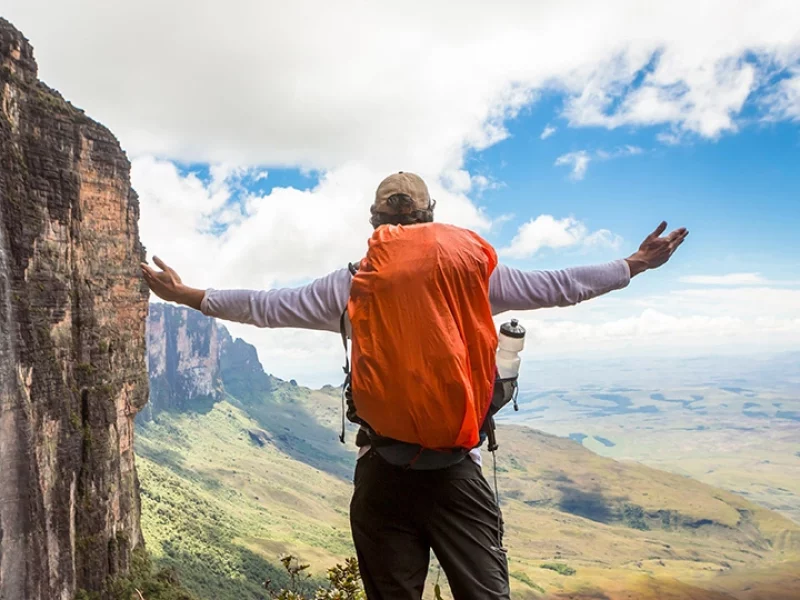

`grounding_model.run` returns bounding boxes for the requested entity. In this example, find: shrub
[266,555,365,600]
[540,562,576,576]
